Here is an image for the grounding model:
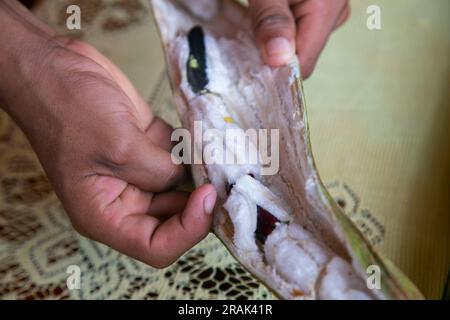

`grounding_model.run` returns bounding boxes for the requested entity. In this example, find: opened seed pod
[150,0,424,300]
